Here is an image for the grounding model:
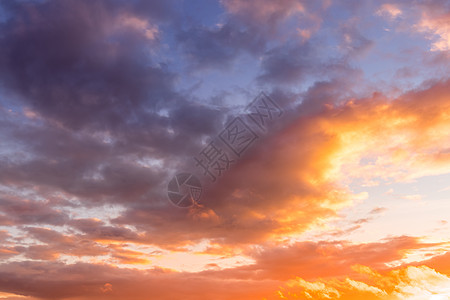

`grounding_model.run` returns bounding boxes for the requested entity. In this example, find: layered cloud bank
[0,0,449,299]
